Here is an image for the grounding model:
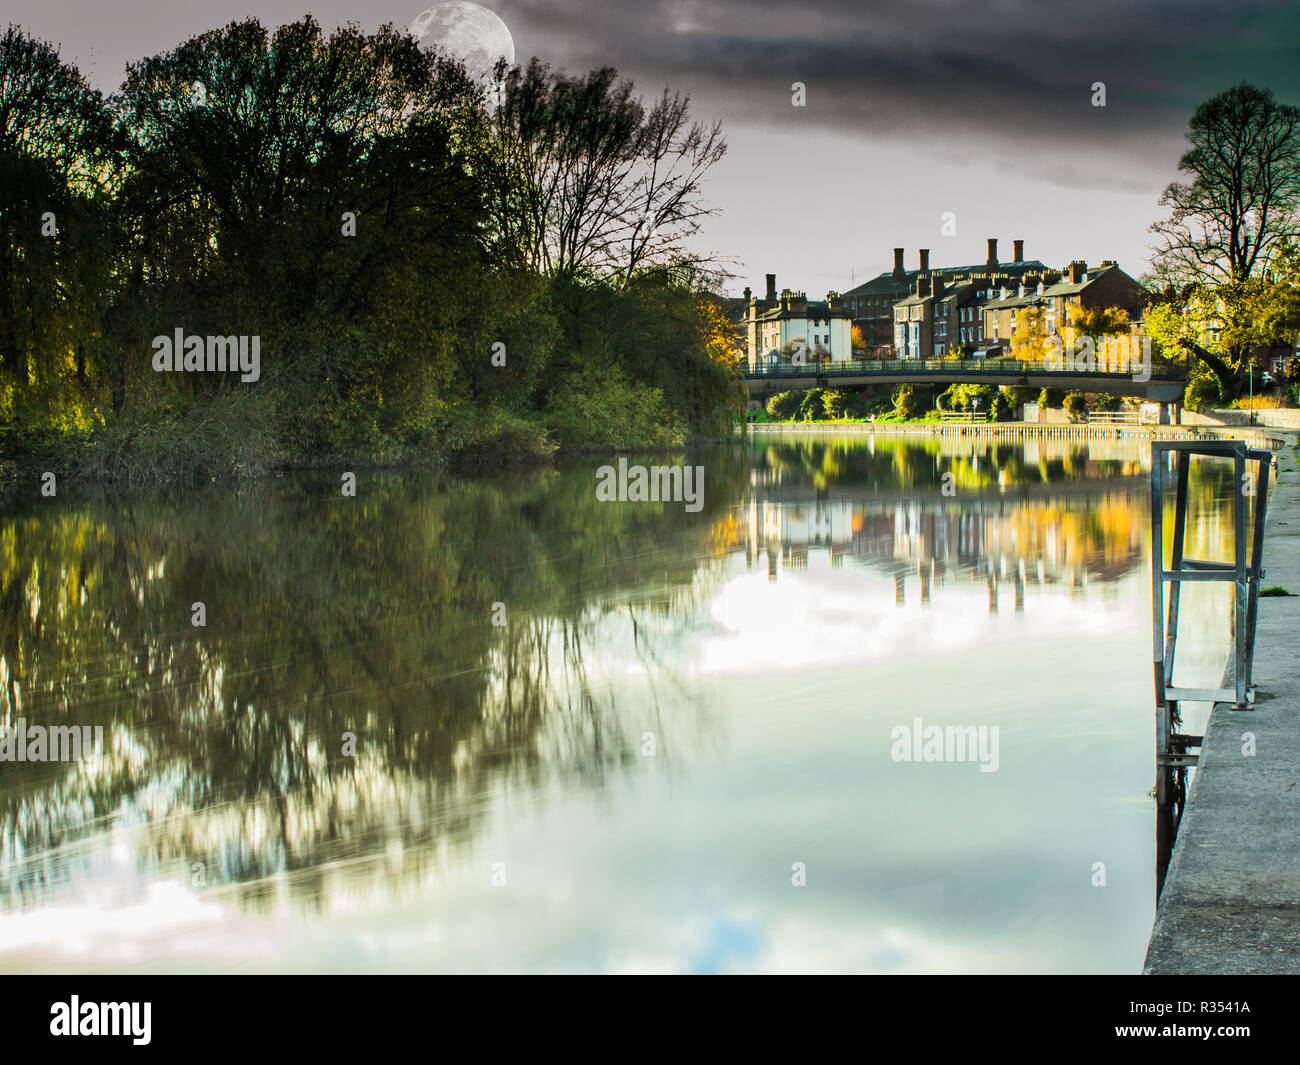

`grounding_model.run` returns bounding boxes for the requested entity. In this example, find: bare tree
[1147,83,1300,398]
[1150,83,1300,285]
[487,59,725,283]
